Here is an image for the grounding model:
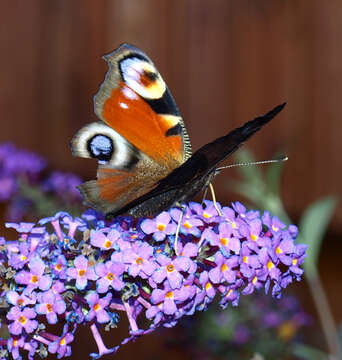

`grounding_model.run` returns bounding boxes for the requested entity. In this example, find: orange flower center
[166,264,175,272]
[136,257,143,265]
[221,264,228,272]
[104,240,112,248]
[18,316,27,324]
[267,261,274,270]
[276,247,282,255]
[106,272,114,281]
[165,291,173,299]
[55,264,62,271]
[157,223,166,231]
[220,237,228,246]
[78,269,86,277]
[60,337,66,346]
[205,282,212,291]
[251,234,257,241]
[17,299,24,306]
[46,304,53,313]
[183,221,191,229]
[94,303,101,312]
[31,275,38,283]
